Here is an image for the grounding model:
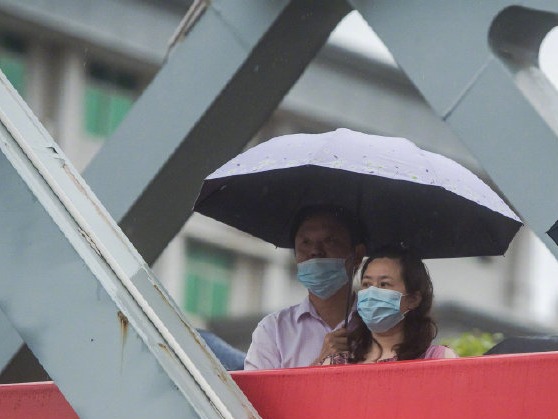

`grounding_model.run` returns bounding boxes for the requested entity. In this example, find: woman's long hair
[349,246,437,362]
